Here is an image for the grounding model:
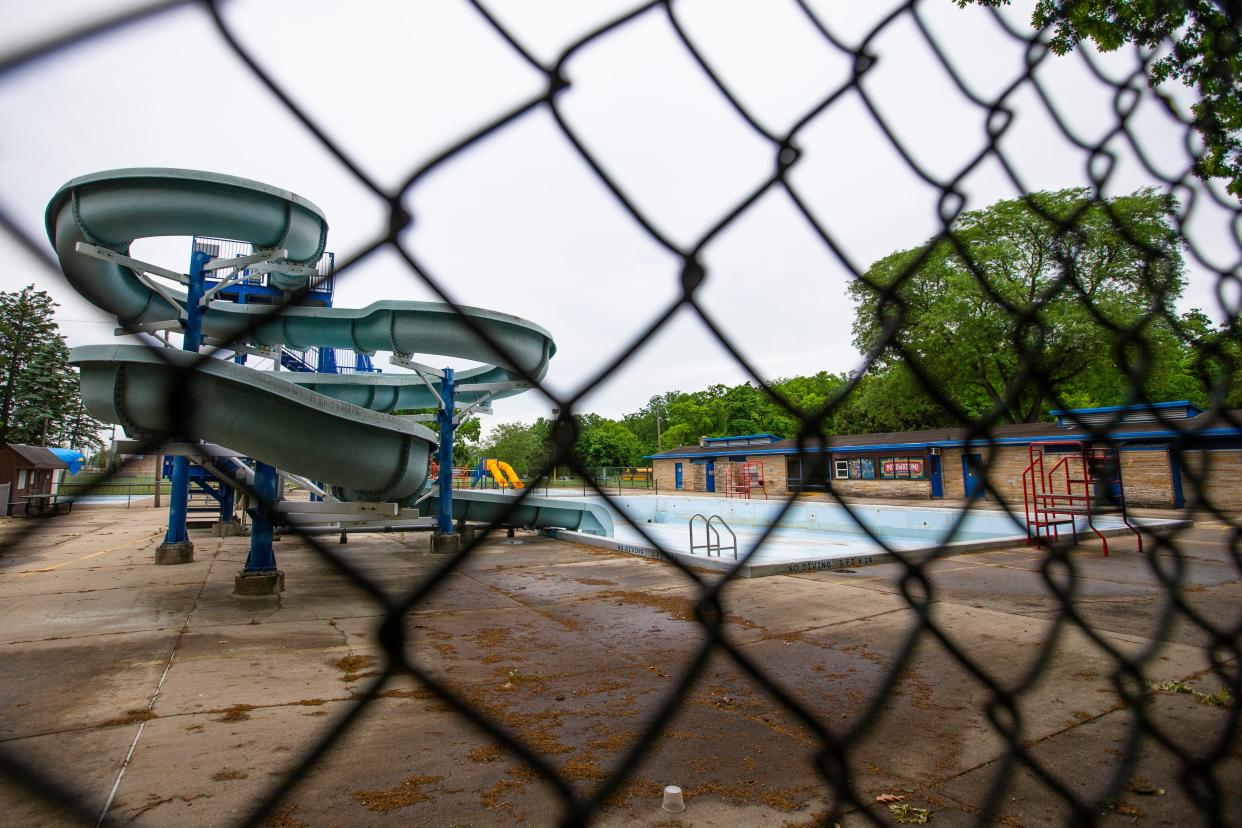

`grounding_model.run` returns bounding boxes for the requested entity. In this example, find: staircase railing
[1021,442,1143,556]
[688,513,738,560]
